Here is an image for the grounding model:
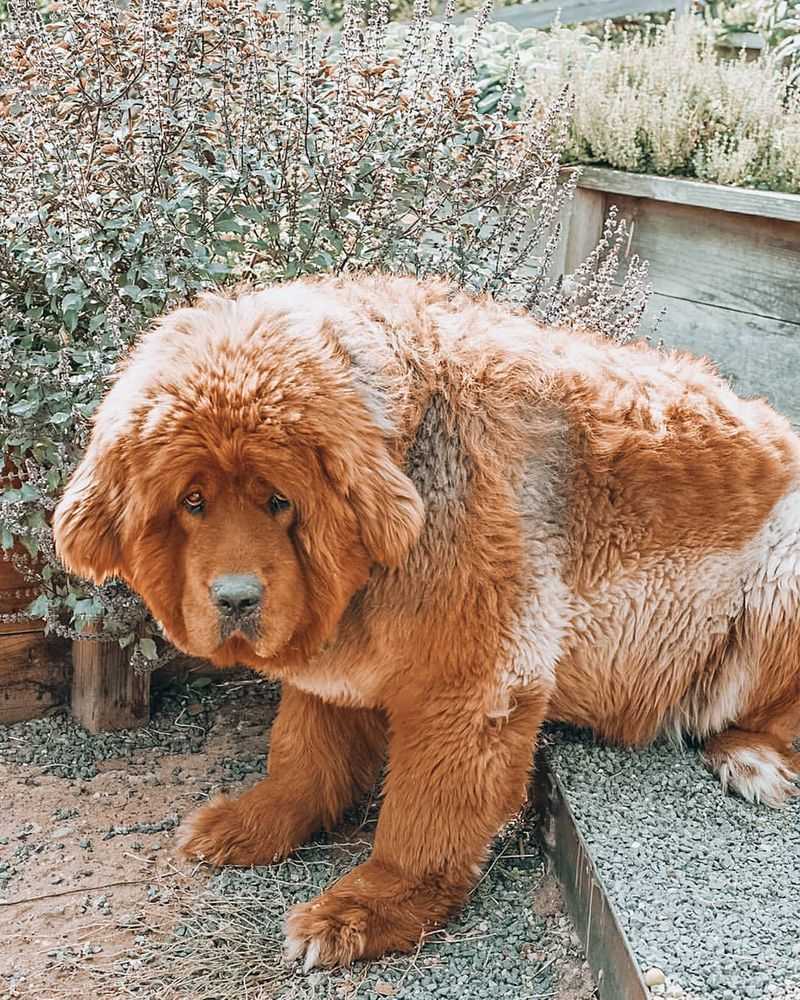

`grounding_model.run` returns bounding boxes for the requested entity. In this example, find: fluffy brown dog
[54,275,800,968]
